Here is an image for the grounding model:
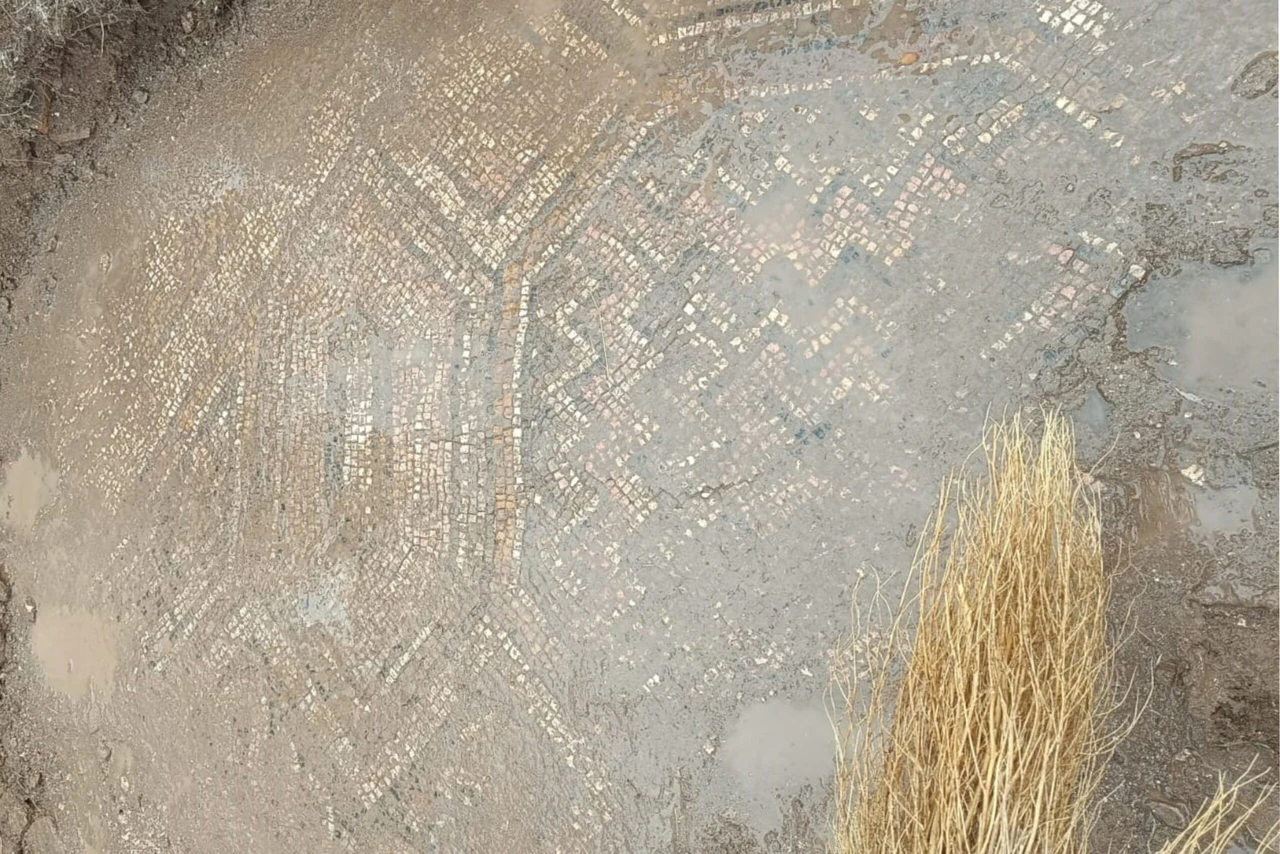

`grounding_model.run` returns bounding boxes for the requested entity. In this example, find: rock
[1146,792,1187,829]
[22,815,67,854]
[1232,50,1278,99]
[181,9,196,33]
[899,51,919,66]
[131,89,150,106]
[50,128,90,144]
